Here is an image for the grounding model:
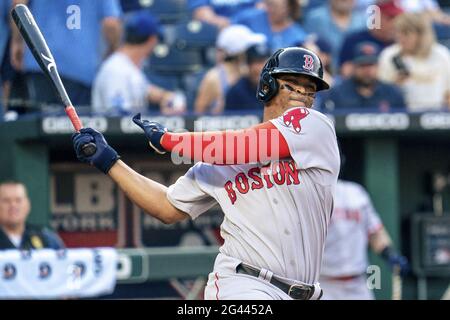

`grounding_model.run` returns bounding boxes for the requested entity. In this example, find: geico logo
[42,117,107,134]
[420,113,450,129]
[194,116,260,131]
[120,116,185,133]
[345,113,409,130]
